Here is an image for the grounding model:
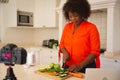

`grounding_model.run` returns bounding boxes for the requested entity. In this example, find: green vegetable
[59,74,67,77]
[55,73,59,76]
[54,64,60,69]
[49,63,55,69]
[39,68,46,72]
[64,70,68,74]
[59,71,64,74]
[38,63,69,78]
[46,67,54,72]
